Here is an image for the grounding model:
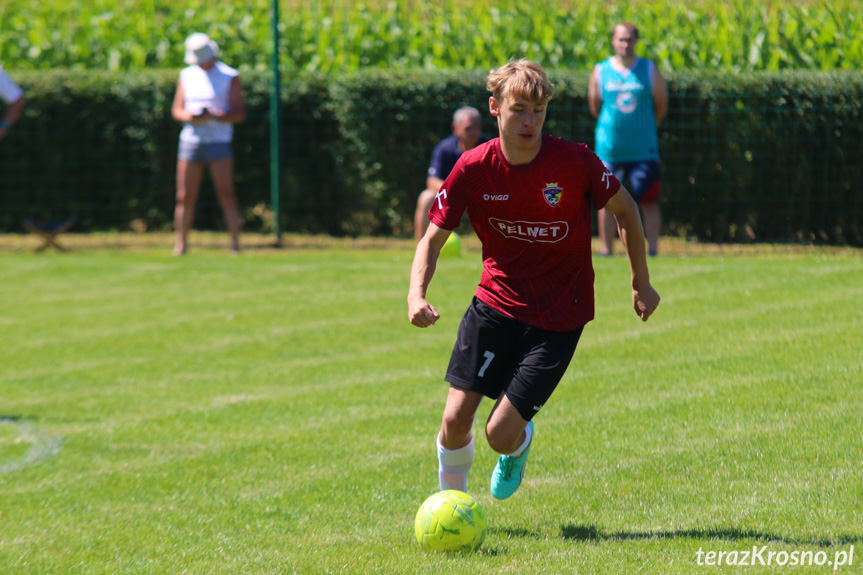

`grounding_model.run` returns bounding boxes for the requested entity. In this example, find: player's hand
[408,295,440,328]
[633,283,660,322]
